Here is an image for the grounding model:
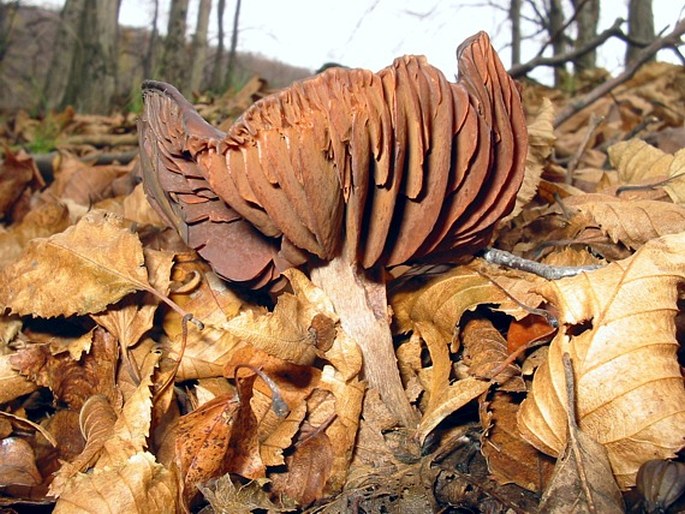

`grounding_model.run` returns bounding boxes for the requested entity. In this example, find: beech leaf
[0,210,151,318]
[538,354,624,514]
[518,232,685,488]
[565,193,685,250]
[52,451,178,514]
